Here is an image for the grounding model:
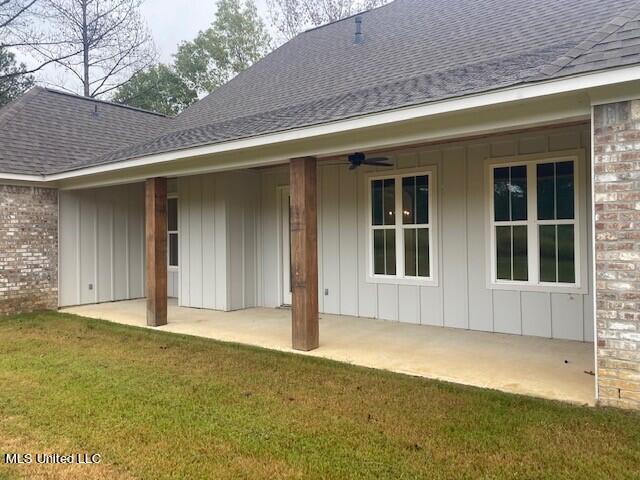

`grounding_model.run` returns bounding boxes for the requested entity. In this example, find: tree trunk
[82,0,90,97]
